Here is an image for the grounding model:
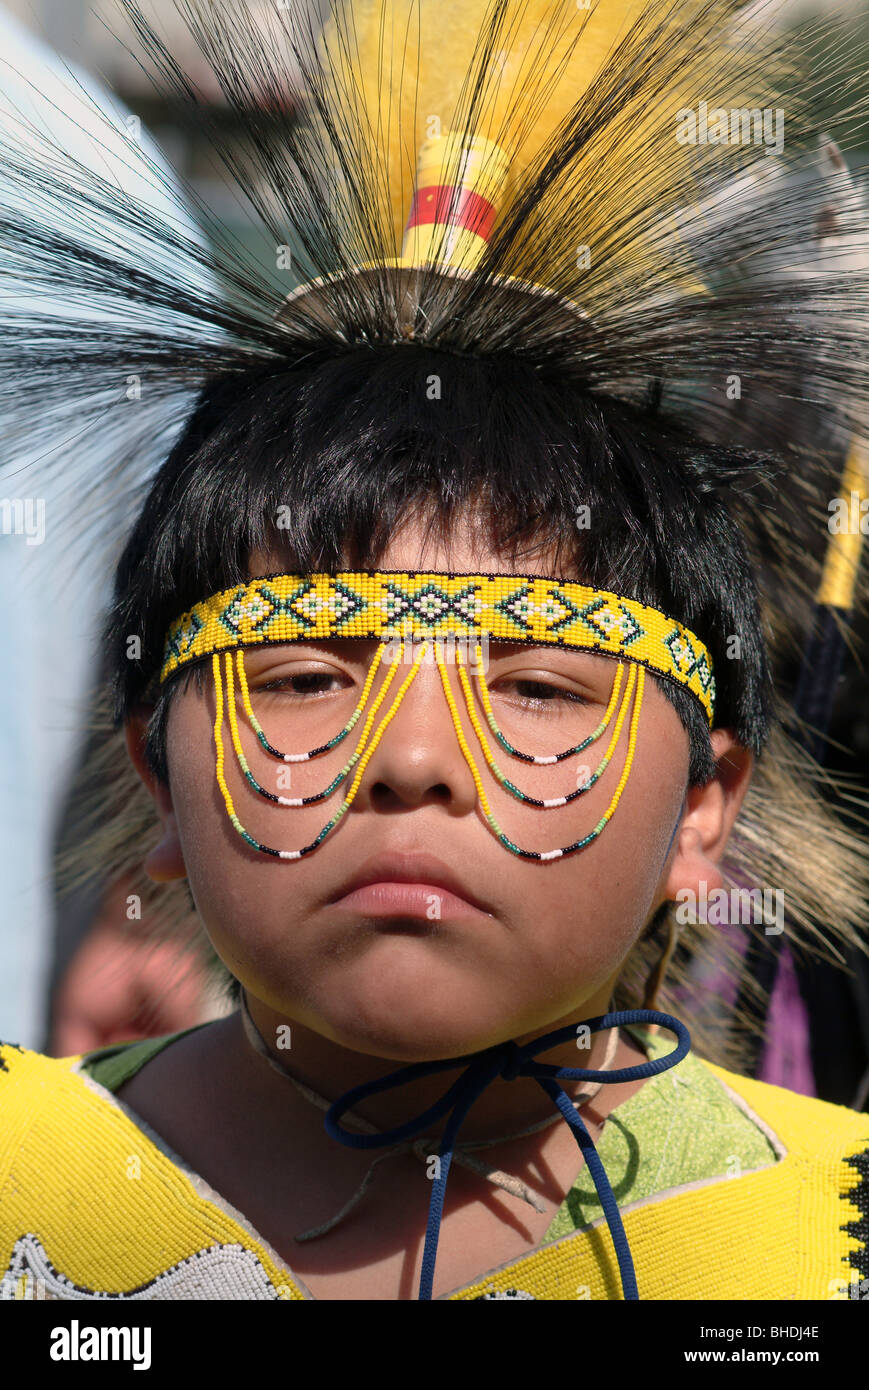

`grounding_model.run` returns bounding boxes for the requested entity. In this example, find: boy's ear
[662,729,754,902]
[124,707,187,883]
